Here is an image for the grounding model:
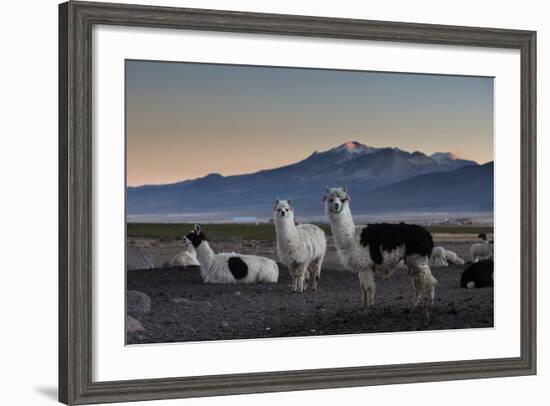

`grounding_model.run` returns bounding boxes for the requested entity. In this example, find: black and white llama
[461,259,493,289]
[323,187,437,306]
[183,225,279,284]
